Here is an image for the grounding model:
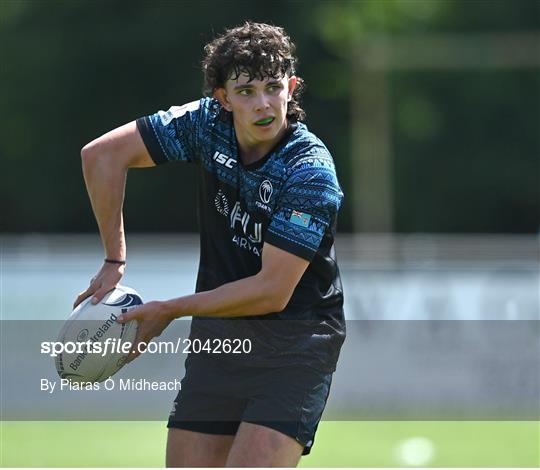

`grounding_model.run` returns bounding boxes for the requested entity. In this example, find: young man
[75,22,345,467]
